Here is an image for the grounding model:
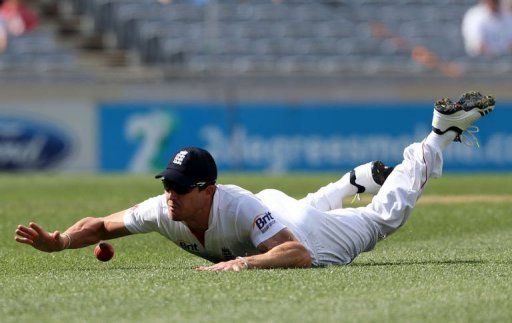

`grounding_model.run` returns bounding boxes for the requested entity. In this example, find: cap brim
[154,168,195,187]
